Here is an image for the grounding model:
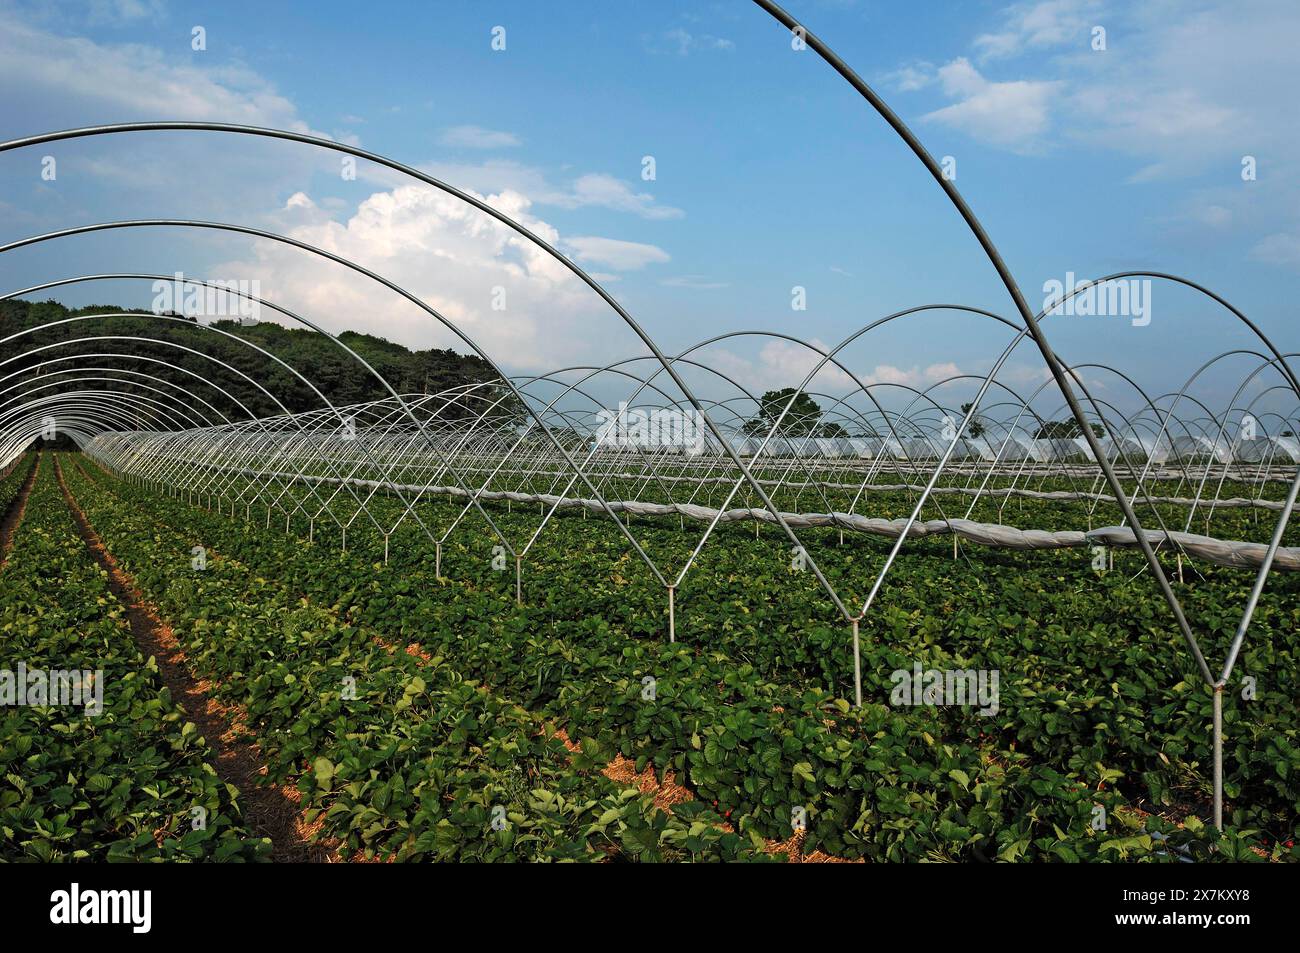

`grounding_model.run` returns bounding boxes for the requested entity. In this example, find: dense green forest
[0,299,514,425]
